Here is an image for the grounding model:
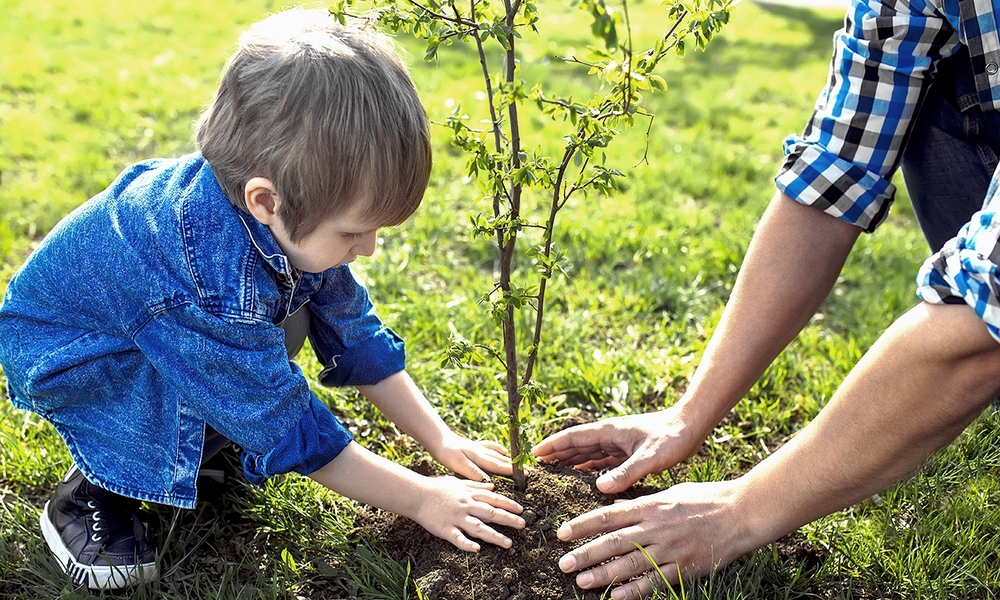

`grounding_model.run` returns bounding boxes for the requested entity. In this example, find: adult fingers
[597,438,684,494]
[539,444,624,466]
[569,545,663,591]
[556,498,644,542]
[534,423,610,459]
[608,570,675,600]
[557,523,647,573]
[563,451,627,472]
[594,455,646,494]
